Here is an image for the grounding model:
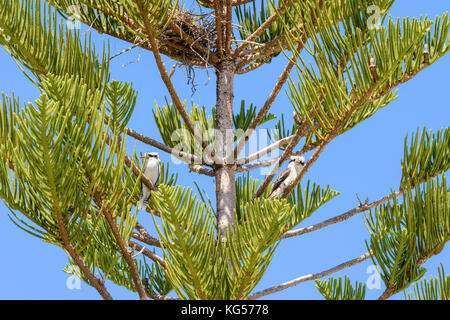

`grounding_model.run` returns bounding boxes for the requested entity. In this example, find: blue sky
[0,1,449,300]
